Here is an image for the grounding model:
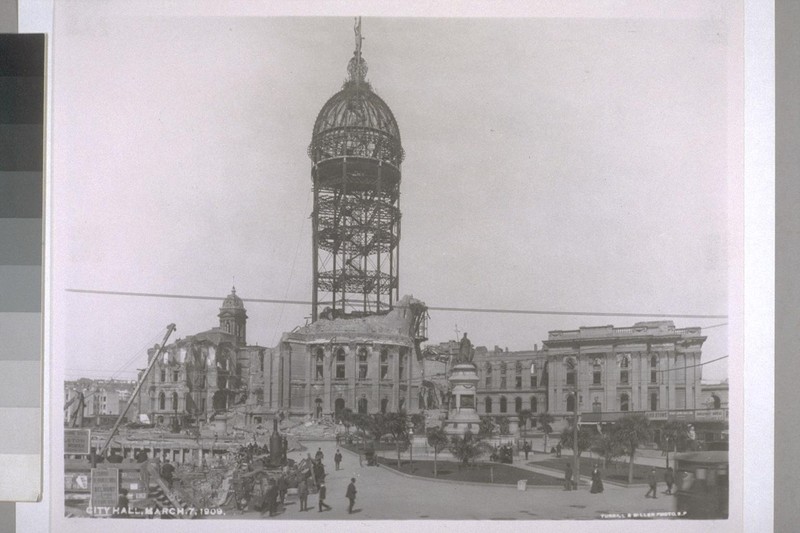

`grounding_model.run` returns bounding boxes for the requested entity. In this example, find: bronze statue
[457,333,474,364]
